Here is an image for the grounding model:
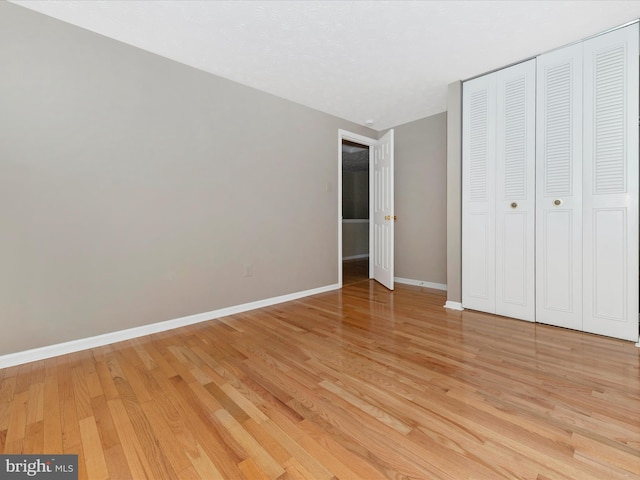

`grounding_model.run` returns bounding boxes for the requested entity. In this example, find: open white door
[373,129,394,290]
